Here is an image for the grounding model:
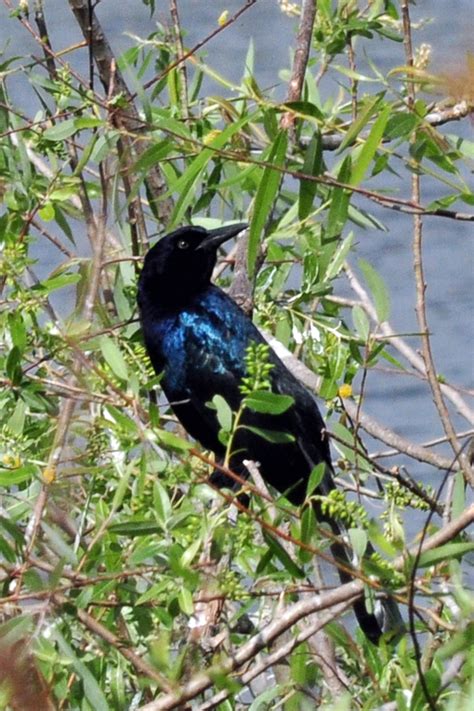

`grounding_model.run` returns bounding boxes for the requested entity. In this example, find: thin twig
[169,0,189,120]
[281,0,318,131]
